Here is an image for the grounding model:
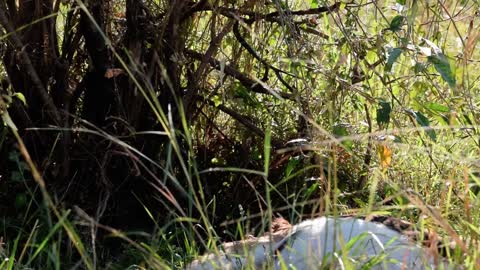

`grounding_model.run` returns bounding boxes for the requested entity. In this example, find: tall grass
[1,0,480,269]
